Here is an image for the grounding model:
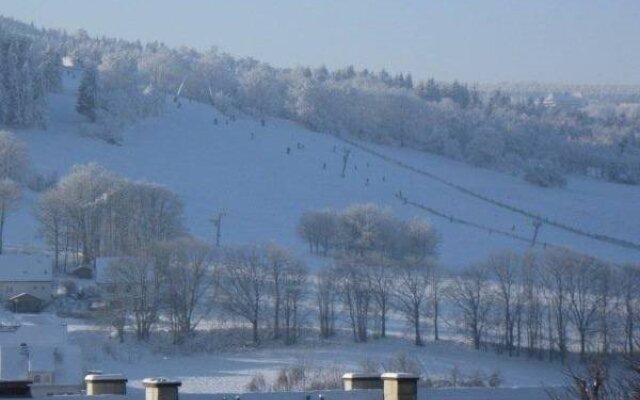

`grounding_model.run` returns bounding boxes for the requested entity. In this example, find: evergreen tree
[77,66,98,122]
[41,45,63,92]
[416,78,442,102]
